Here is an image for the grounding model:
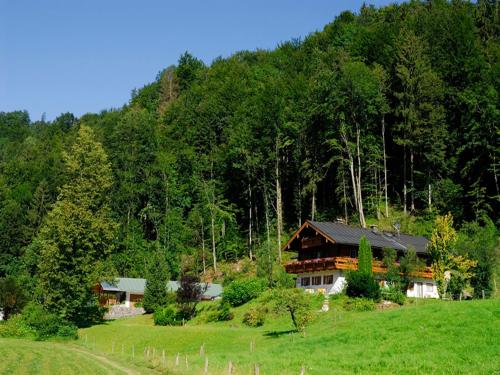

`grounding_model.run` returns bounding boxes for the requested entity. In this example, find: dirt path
[67,345,140,375]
